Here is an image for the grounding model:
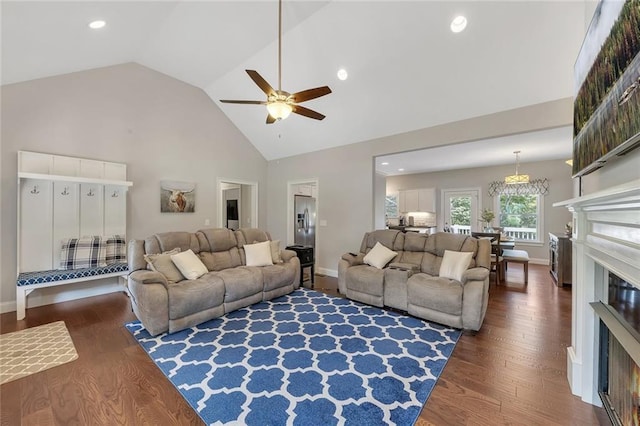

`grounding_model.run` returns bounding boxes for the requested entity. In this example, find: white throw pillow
[363,242,397,269]
[245,241,274,267]
[439,250,473,282]
[170,249,208,280]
